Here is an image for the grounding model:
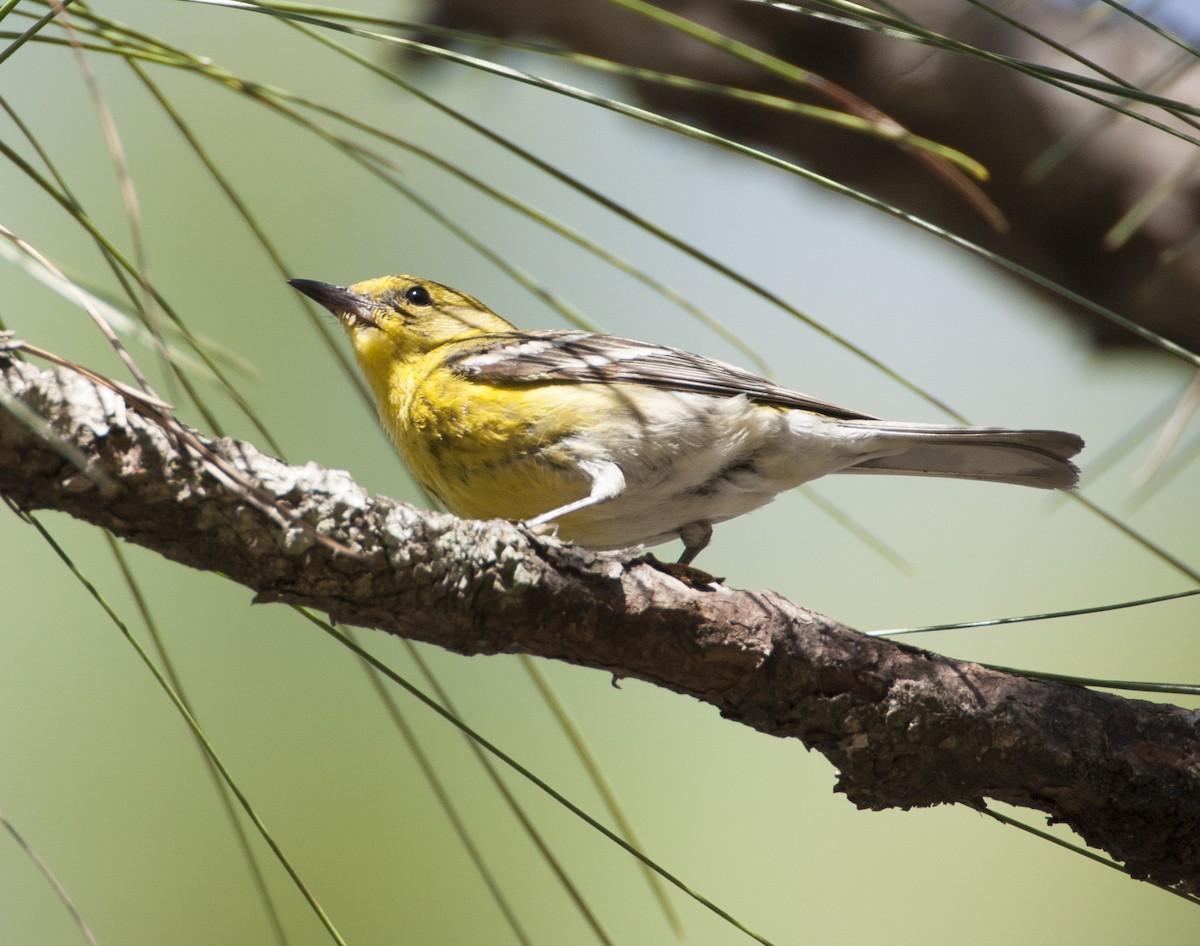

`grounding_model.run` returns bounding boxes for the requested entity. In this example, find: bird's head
[289,275,515,357]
